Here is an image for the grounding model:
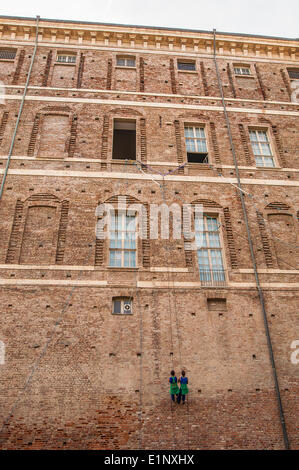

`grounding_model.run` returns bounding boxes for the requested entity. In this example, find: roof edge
[0,15,298,42]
